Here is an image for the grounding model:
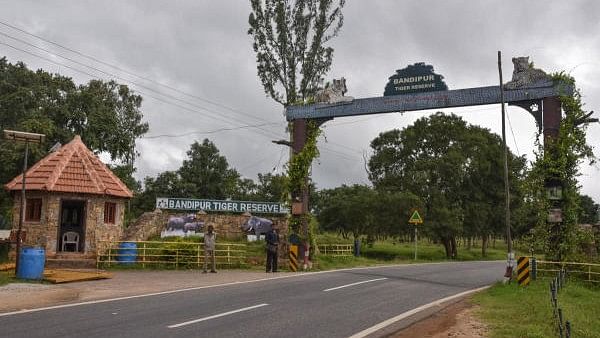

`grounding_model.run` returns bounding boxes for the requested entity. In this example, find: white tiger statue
[314,77,354,104]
